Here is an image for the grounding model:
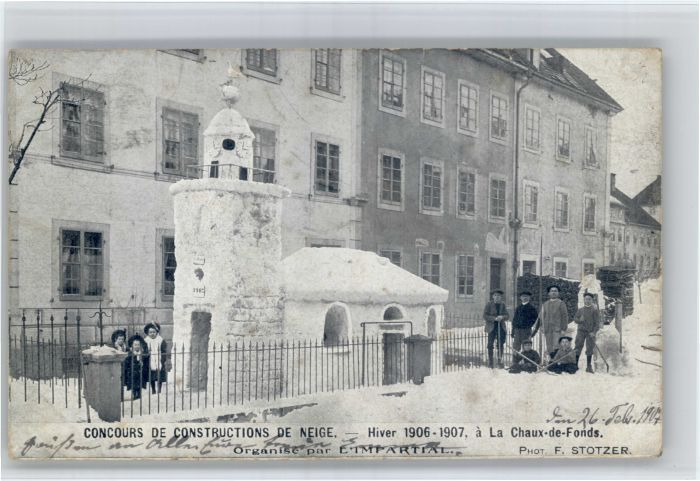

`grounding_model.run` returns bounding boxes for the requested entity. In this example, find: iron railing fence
[8,307,174,346]
[9,327,558,418]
